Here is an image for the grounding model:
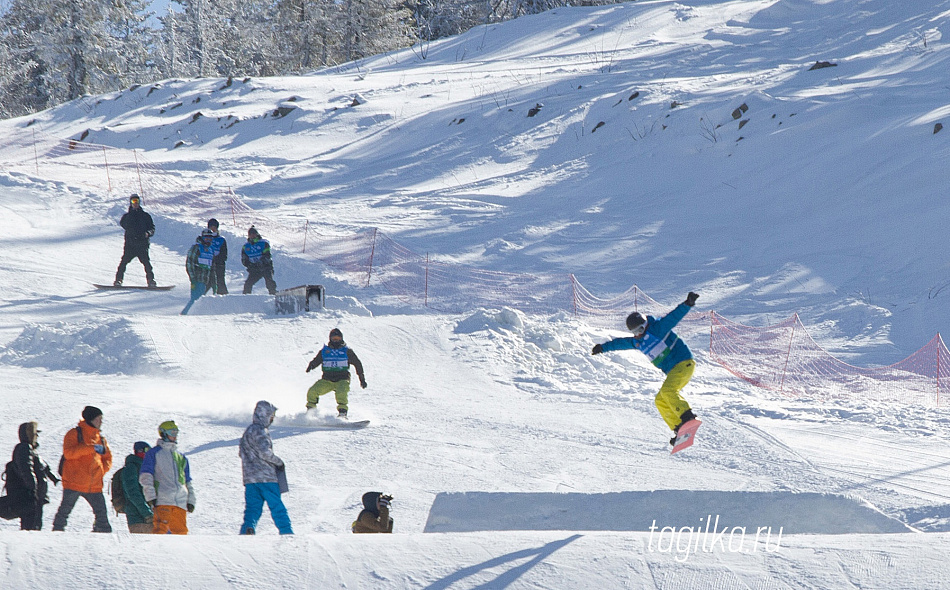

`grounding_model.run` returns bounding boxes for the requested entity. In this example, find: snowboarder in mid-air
[592,292,701,448]
[114,193,157,287]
